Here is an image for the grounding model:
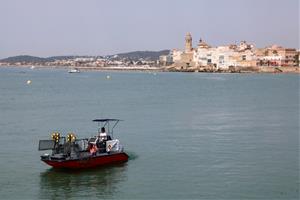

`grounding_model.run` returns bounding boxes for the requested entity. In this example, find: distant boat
[30,65,35,69]
[68,68,80,73]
